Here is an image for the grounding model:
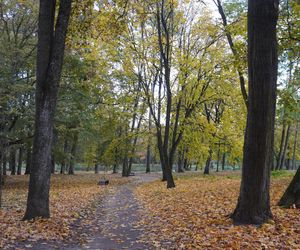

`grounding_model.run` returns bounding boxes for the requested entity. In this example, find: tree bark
[0,153,2,208]
[68,132,78,175]
[279,125,291,170]
[113,164,118,174]
[216,144,220,172]
[222,153,226,171]
[95,164,99,174]
[204,151,212,175]
[17,147,23,175]
[292,124,298,170]
[231,0,278,225]
[25,144,31,175]
[10,148,16,175]
[3,153,7,176]
[278,167,300,207]
[177,150,185,173]
[276,124,286,170]
[23,0,72,220]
